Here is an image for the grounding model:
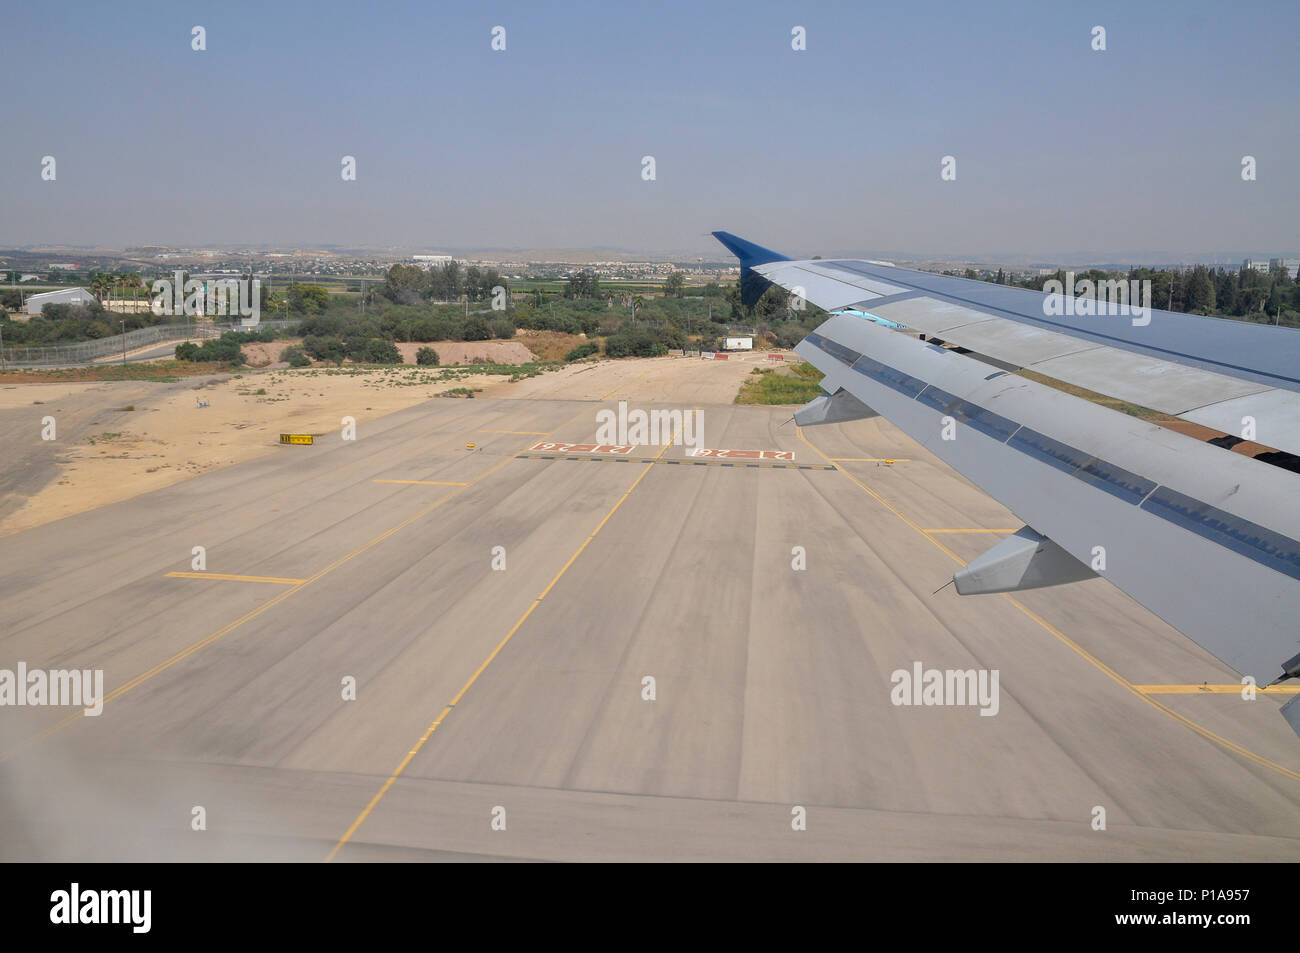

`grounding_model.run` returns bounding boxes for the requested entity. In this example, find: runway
[1,393,1298,861]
